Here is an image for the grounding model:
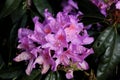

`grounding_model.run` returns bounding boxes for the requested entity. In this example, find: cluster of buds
[14,0,94,79]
